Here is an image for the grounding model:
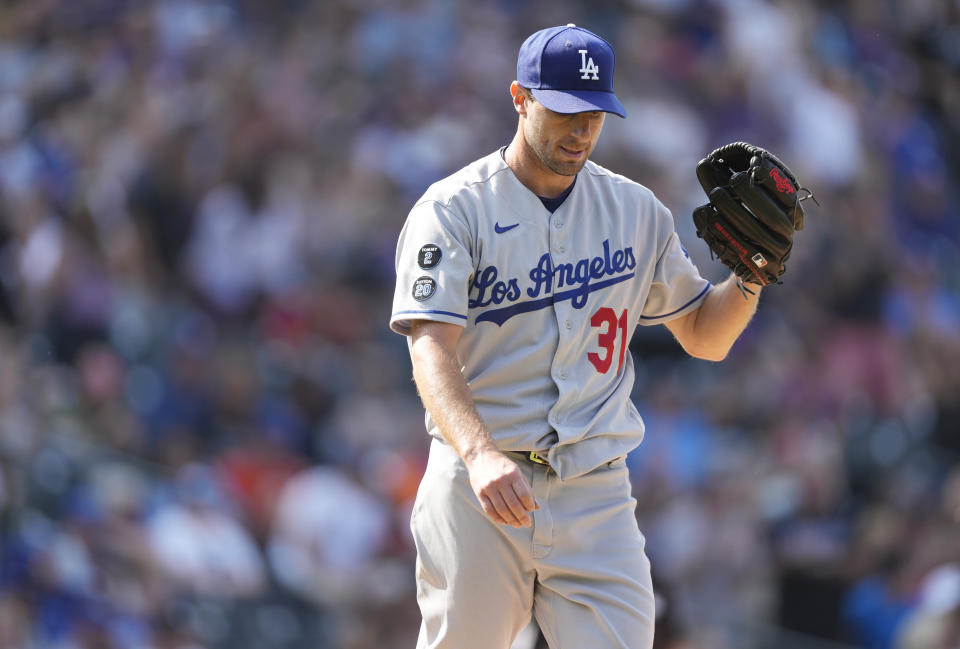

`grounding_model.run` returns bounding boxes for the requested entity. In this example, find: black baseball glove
[692,142,813,289]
